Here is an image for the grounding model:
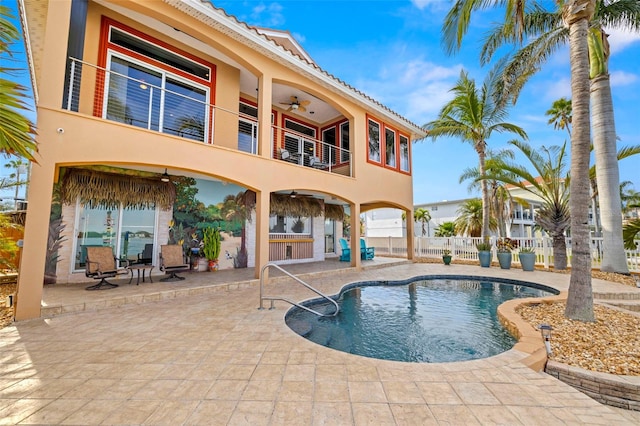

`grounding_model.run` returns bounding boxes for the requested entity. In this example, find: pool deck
[2,259,640,425]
